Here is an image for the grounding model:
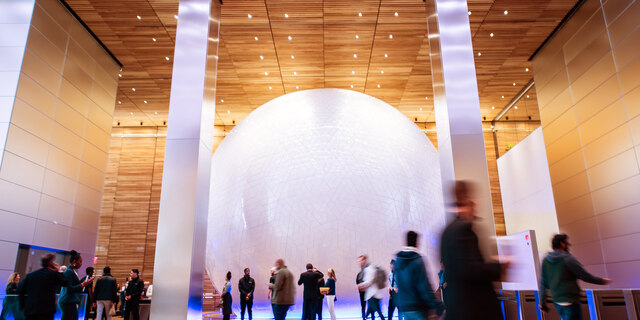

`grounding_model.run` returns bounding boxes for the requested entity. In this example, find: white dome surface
[206,88,445,306]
